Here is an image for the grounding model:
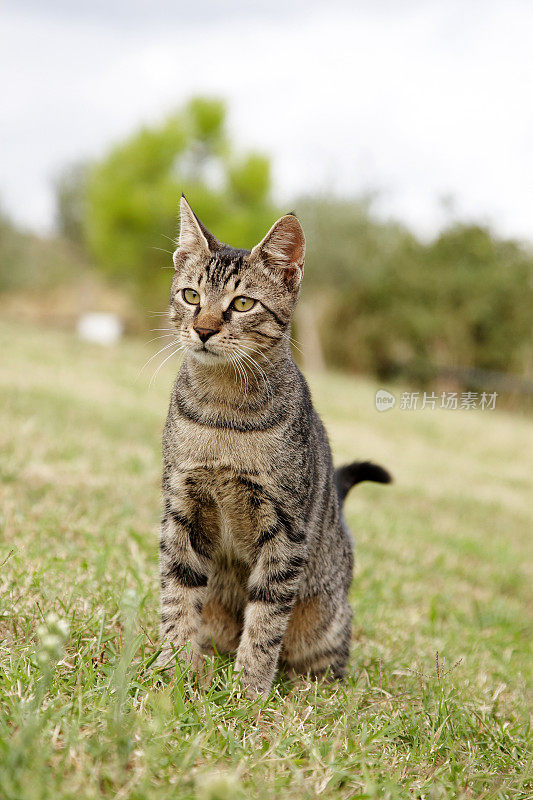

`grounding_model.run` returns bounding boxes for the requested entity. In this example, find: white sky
[1,0,532,241]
